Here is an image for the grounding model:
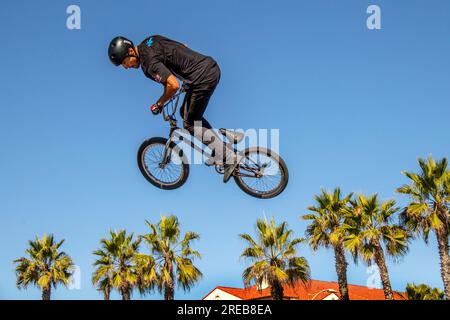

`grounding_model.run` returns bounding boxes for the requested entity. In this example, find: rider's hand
[150,102,163,115]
